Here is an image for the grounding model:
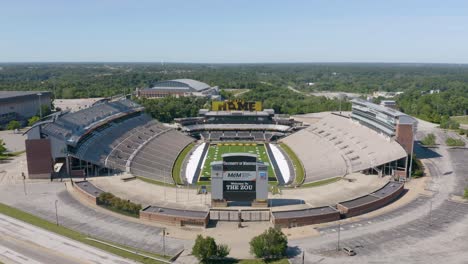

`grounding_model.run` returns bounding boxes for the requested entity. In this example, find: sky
[1,0,468,63]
